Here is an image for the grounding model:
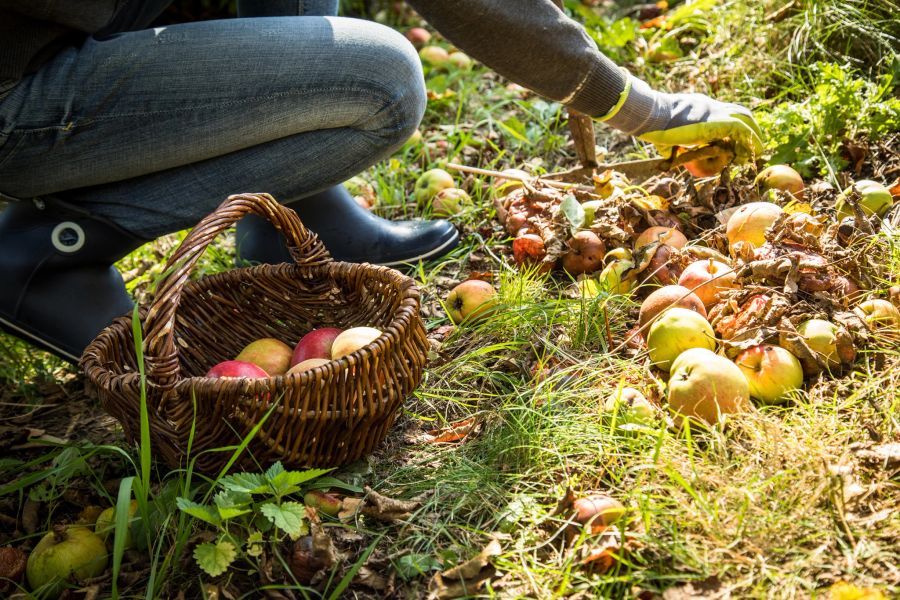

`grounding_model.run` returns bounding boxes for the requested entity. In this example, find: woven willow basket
[82,193,428,474]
